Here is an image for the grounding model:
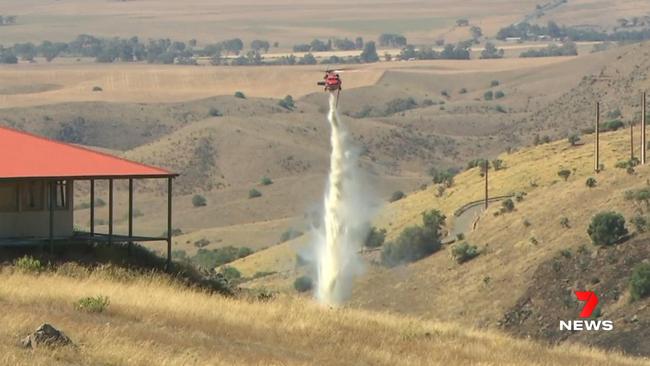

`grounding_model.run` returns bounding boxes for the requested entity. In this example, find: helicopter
[317,69,342,93]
